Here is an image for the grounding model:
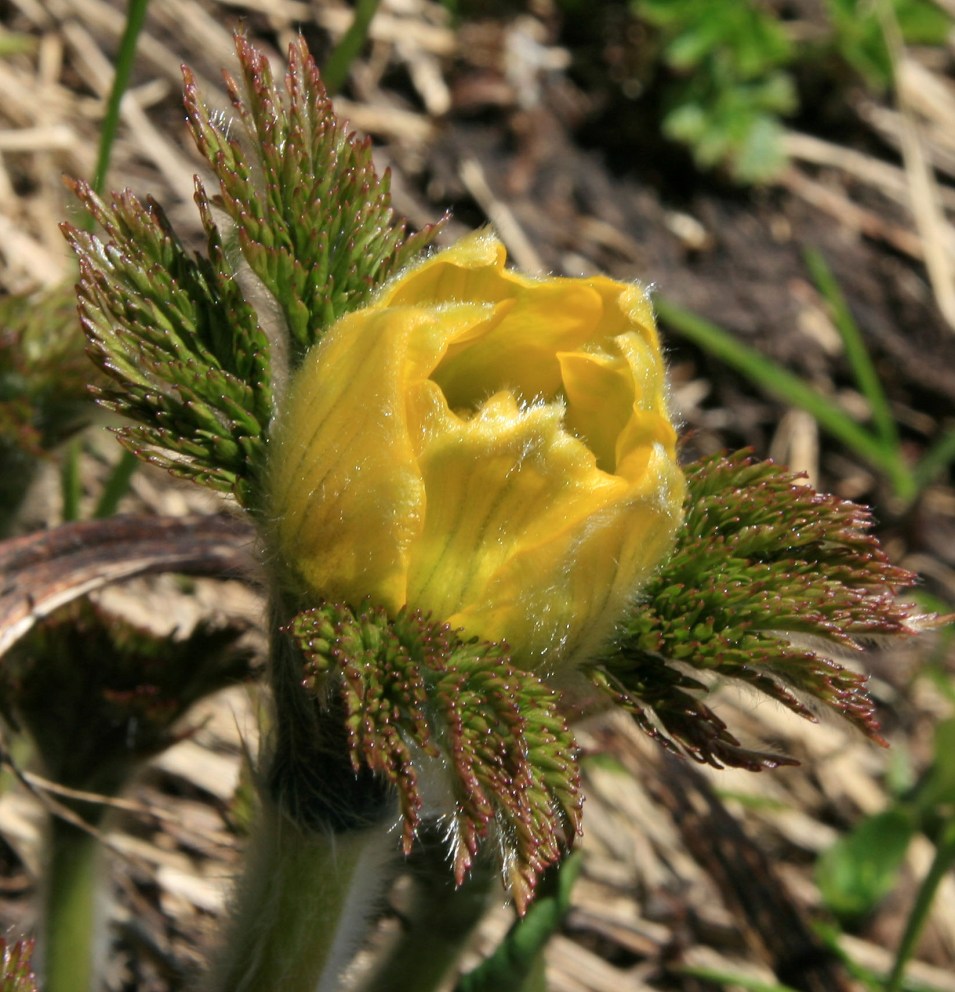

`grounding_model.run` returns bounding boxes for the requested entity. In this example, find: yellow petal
[270,231,685,671]
[377,229,511,307]
[270,301,490,611]
[404,389,684,670]
[558,347,635,474]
